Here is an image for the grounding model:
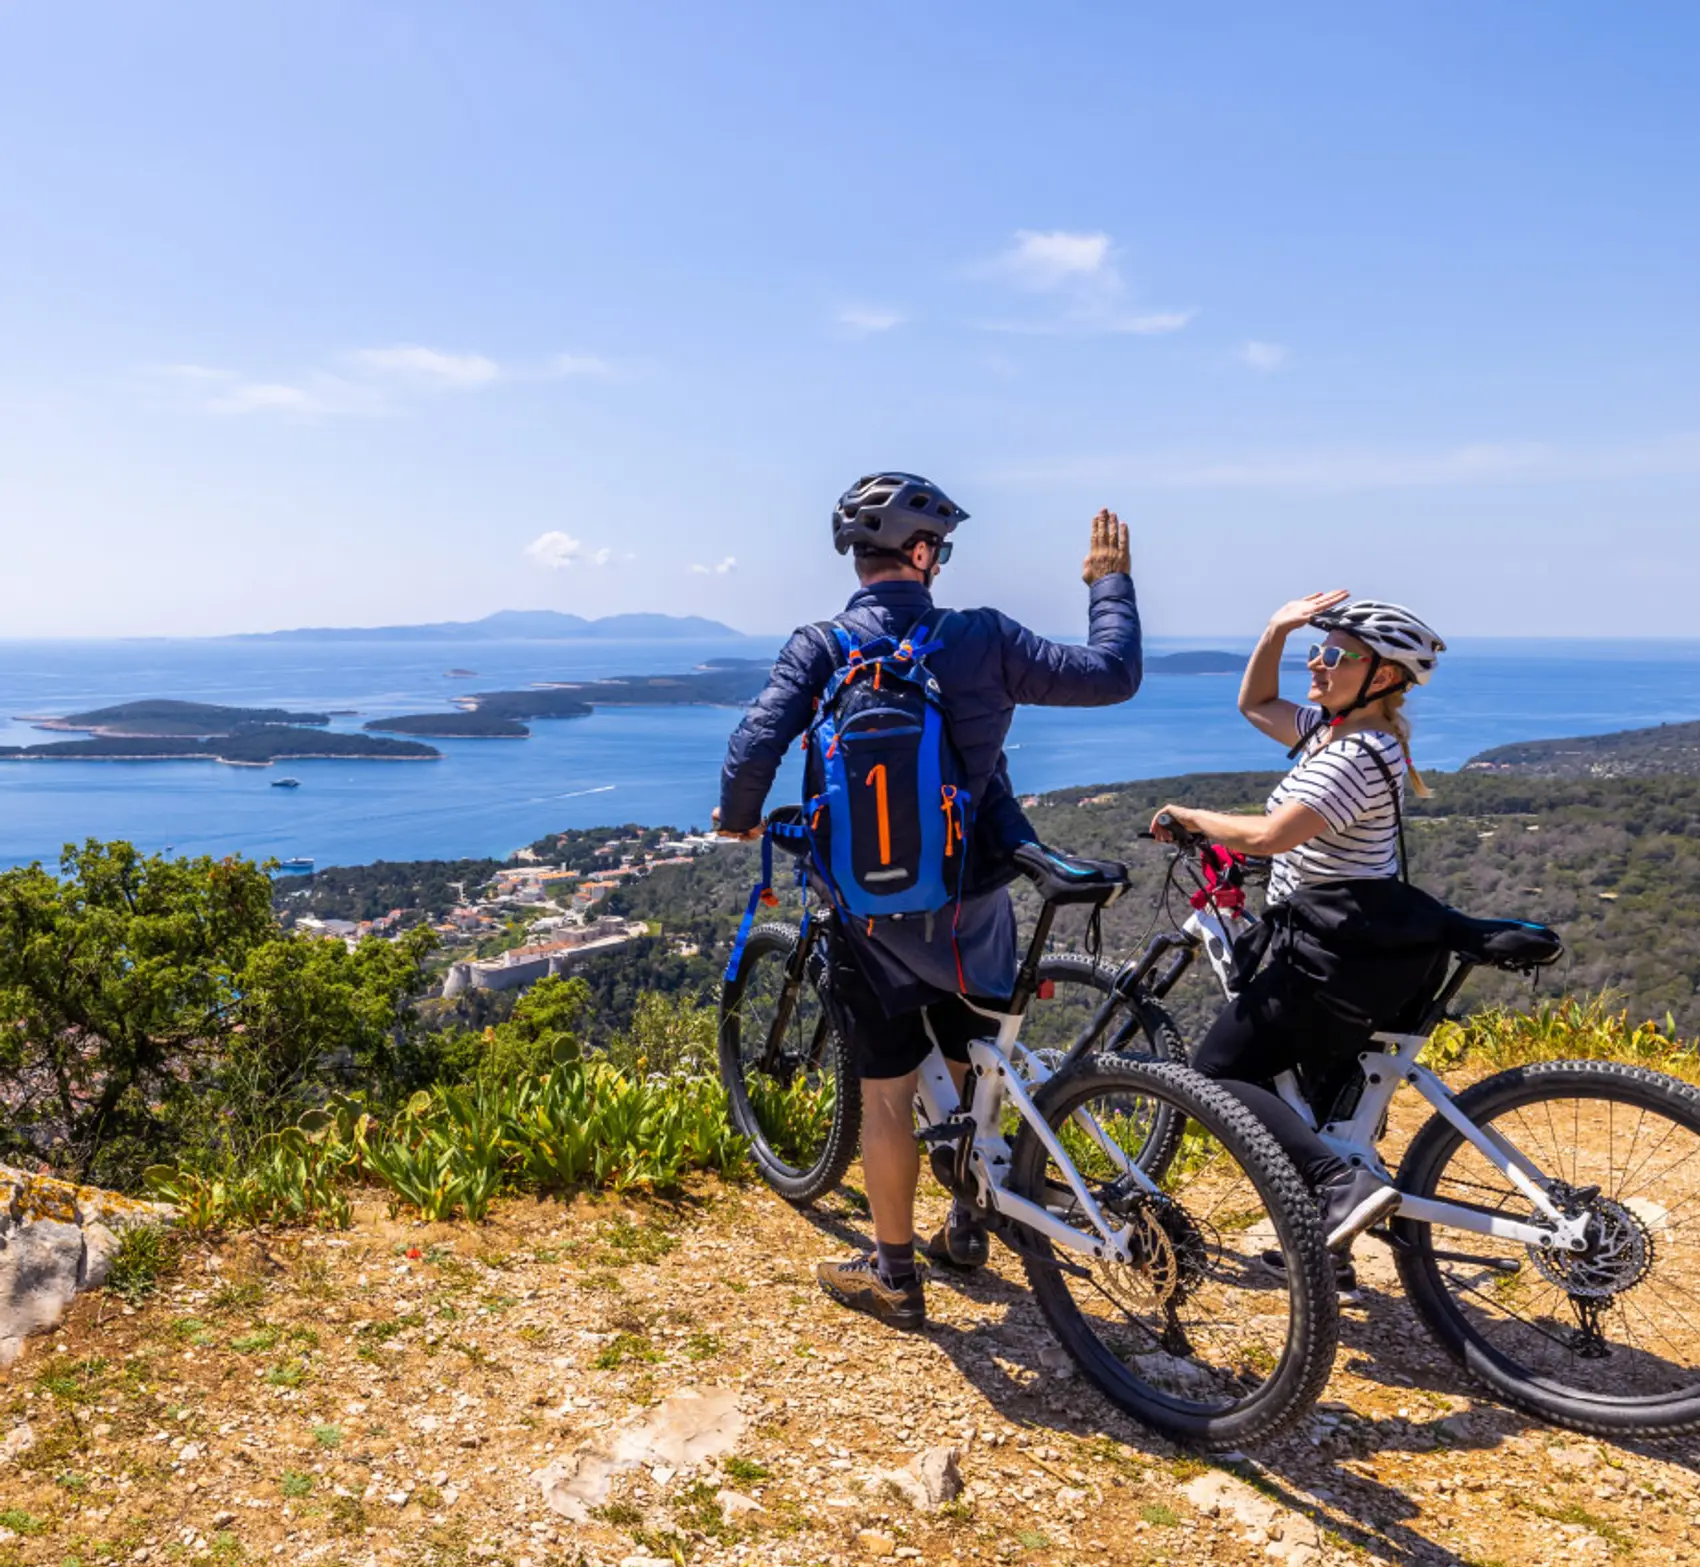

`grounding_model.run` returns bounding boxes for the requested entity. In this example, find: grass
[0,1511,46,1536]
[312,1425,342,1449]
[264,1362,306,1388]
[230,1327,281,1354]
[595,1211,681,1267]
[722,1456,769,1484]
[105,1224,181,1304]
[593,1332,663,1370]
[1140,1503,1179,1527]
[1518,1498,1634,1555]
[279,1471,314,1499]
